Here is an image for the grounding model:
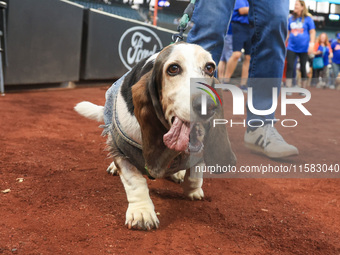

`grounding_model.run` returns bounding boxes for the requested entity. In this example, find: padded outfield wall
[80,9,179,80]
[4,0,179,85]
[5,0,84,85]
